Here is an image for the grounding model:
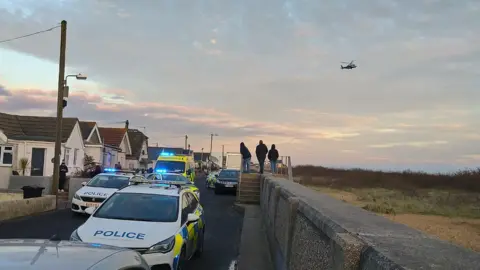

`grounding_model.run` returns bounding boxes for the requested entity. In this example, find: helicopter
[341,60,357,70]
